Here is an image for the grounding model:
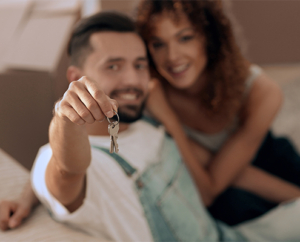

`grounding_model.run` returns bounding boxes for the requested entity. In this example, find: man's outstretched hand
[55,76,118,125]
